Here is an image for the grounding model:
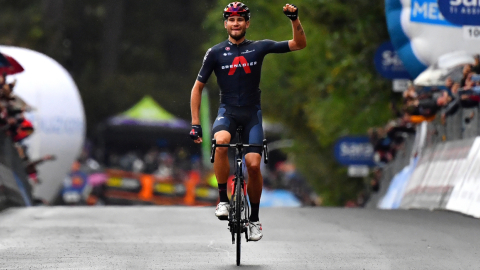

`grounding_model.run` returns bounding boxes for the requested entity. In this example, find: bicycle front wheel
[235,178,242,266]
